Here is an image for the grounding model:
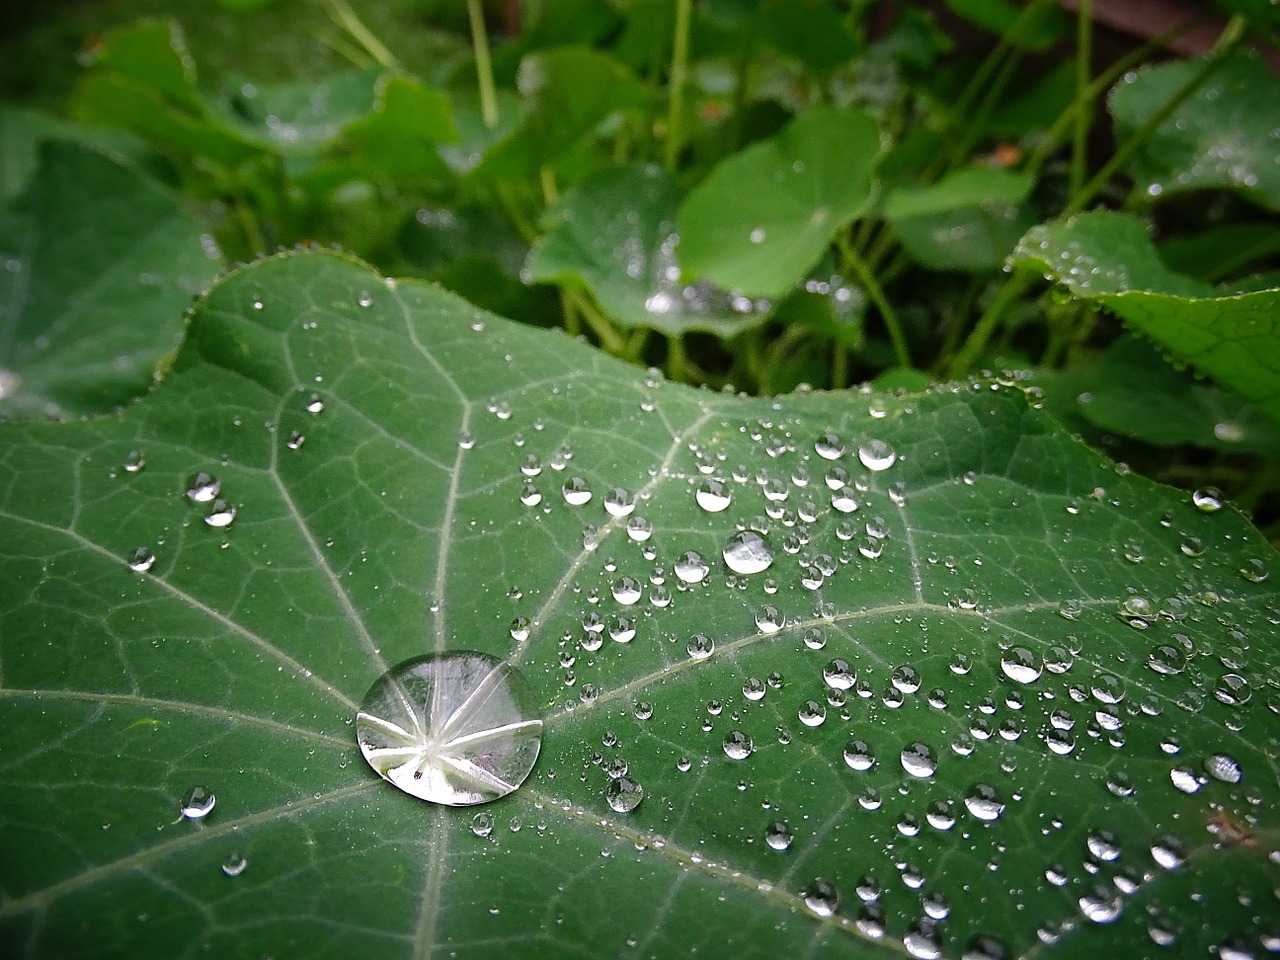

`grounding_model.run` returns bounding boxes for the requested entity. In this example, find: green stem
[839,233,910,369]
[1070,0,1093,199]
[942,45,1023,171]
[539,166,559,208]
[1065,15,1245,215]
[667,334,689,383]
[564,289,627,354]
[665,0,693,172]
[494,183,538,243]
[326,0,396,68]
[831,343,849,390]
[234,192,267,256]
[945,273,1033,379]
[1022,15,1204,183]
[560,289,582,339]
[467,0,499,129]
